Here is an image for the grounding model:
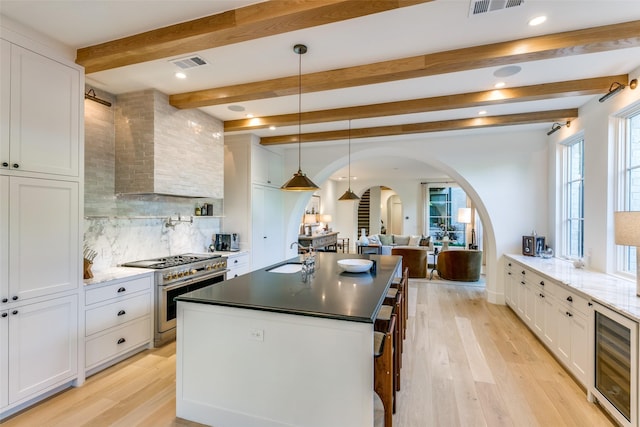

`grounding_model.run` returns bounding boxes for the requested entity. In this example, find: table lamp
[320,214,332,231]
[614,211,640,296]
[304,213,317,236]
[457,207,472,249]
